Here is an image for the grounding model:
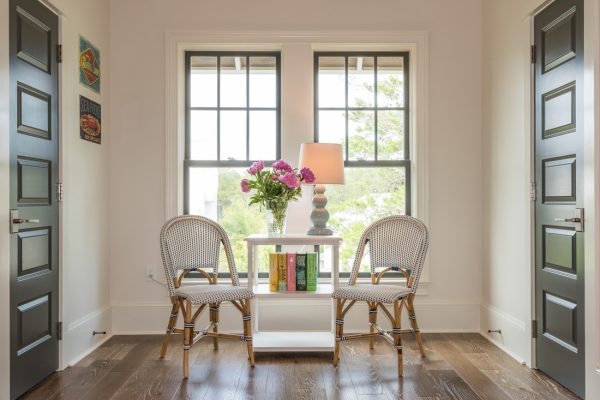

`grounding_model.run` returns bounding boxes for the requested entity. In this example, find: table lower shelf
[252,331,335,352]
